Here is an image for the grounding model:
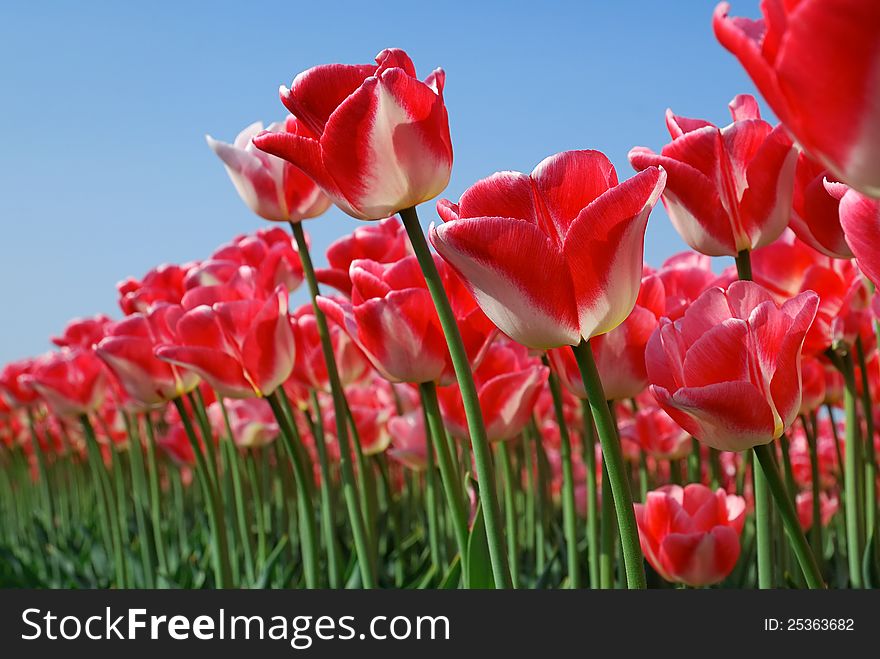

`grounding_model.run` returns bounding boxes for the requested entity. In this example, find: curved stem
[580,399,600,589]
[571,341,645,589]
[752,444,825,588]
[289,220,376,588]
[400,206,511,589]
[804,413,824,575]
